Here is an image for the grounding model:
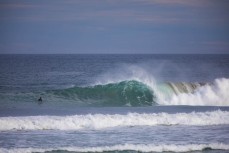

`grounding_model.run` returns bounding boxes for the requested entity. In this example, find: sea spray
[94,65,162,104]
